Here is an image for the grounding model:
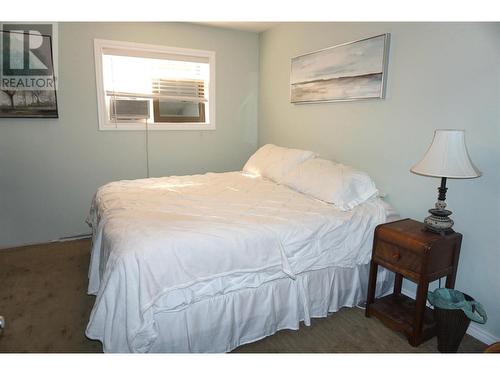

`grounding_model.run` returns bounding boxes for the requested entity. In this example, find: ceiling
[196,22,281,33]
